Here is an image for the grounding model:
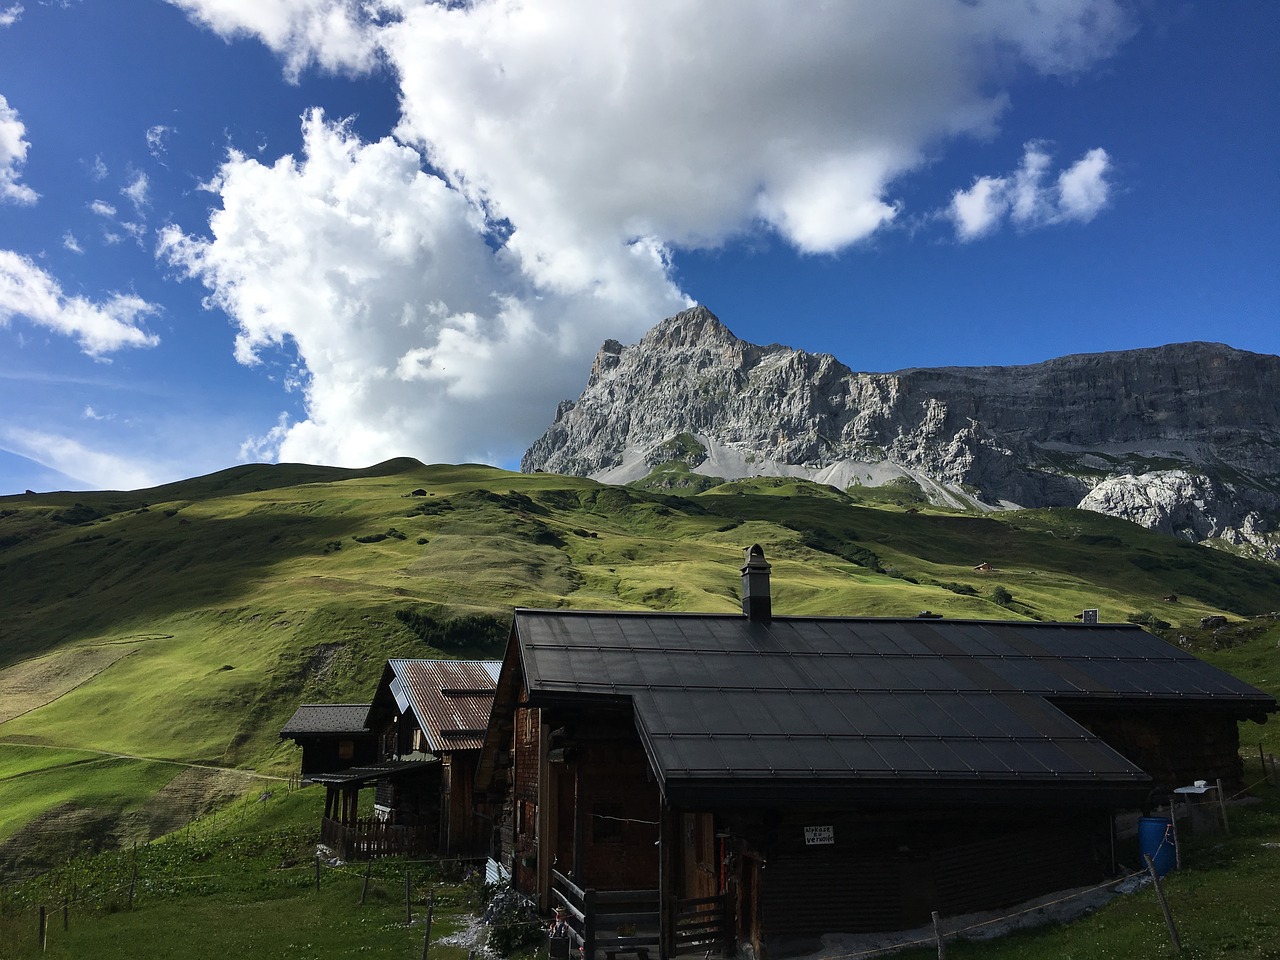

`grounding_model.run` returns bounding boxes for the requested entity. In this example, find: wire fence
[0,844,486,957]
[1,751,1276,958]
